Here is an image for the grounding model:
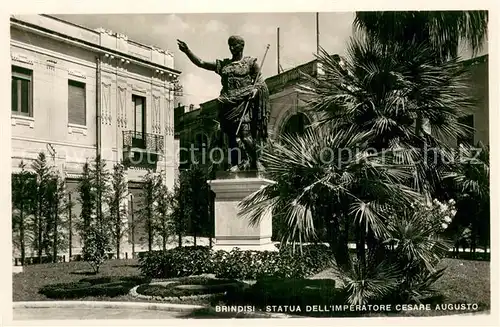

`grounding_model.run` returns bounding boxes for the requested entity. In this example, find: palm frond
[332,258,401,305]
[354,11,488,59]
